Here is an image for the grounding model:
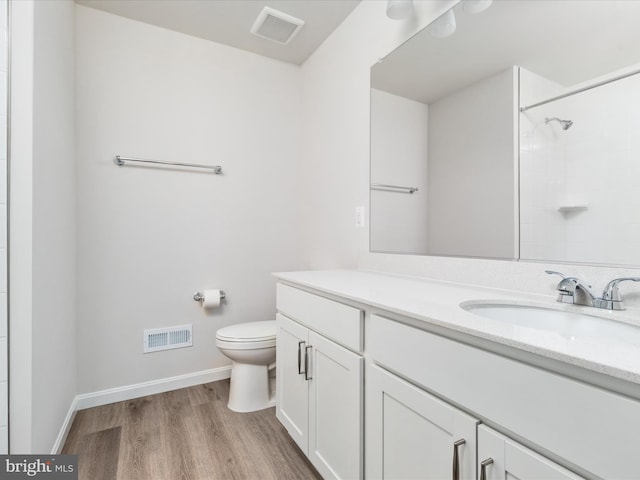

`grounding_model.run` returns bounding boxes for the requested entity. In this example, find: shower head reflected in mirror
[545,117,573,130]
